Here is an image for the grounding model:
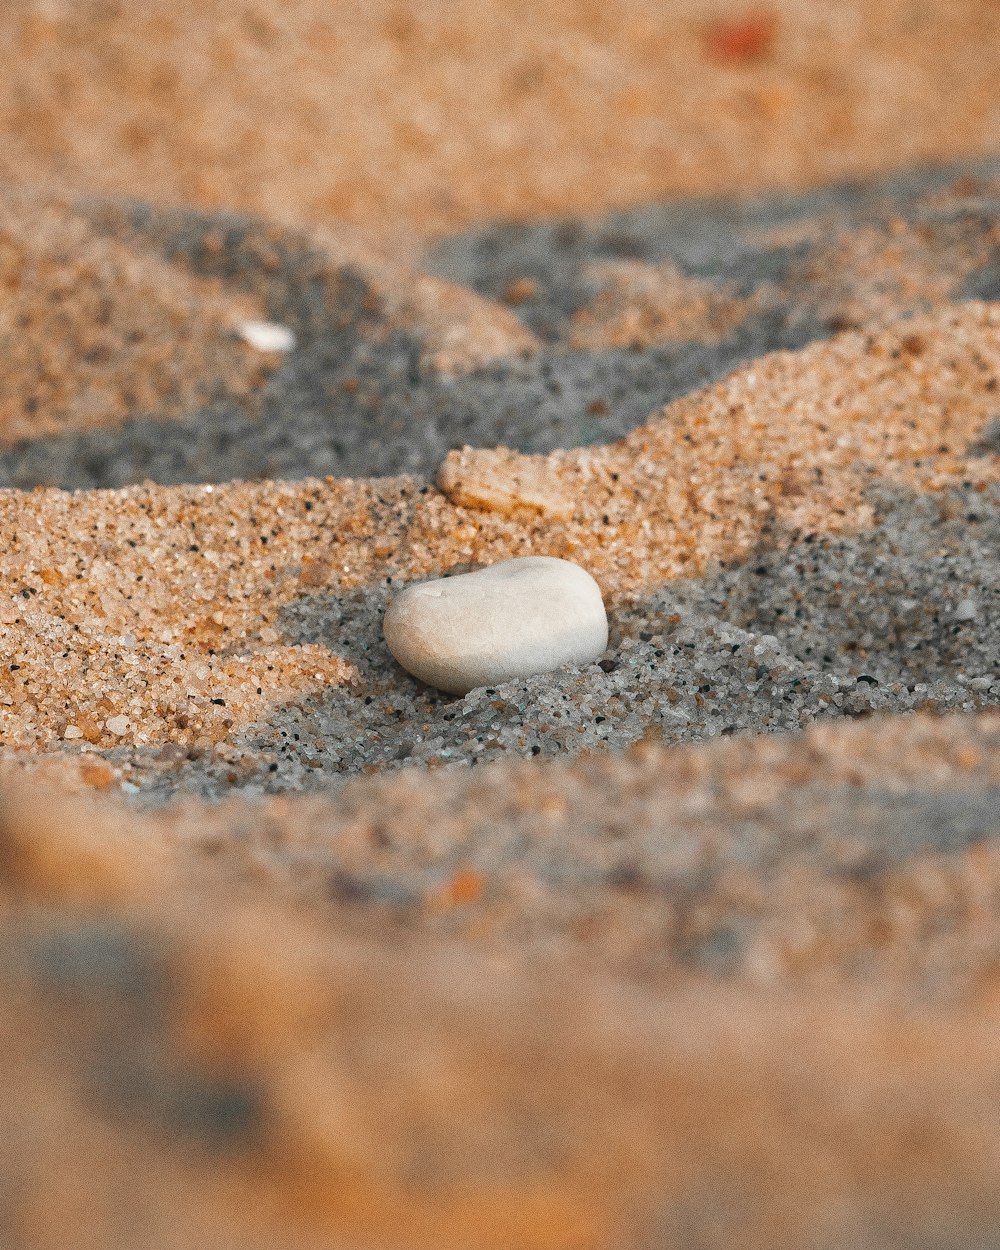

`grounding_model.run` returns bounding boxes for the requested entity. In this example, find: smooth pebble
[383,557,609,695]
